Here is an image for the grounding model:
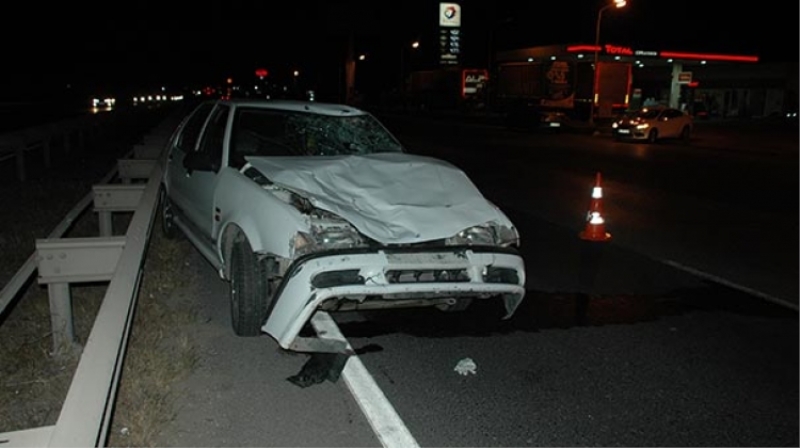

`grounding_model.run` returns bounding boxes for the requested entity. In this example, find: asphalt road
[150,115,798,447]
[379,114,798,308]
